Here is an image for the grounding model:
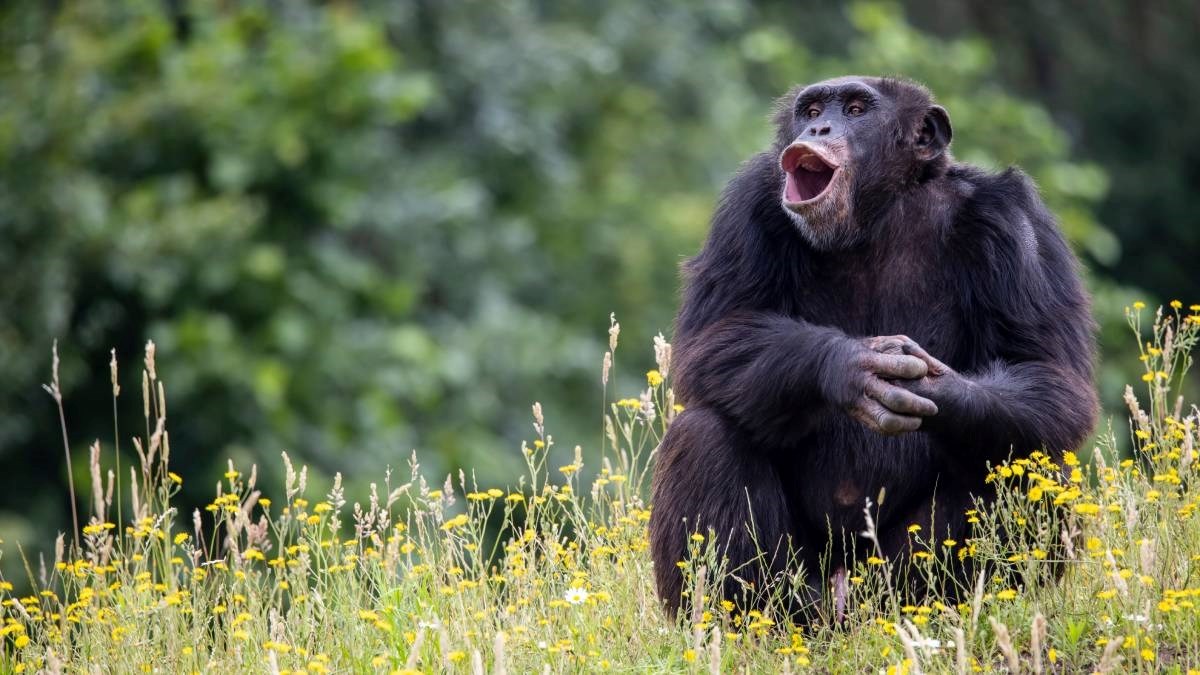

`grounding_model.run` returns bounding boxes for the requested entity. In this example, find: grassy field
[2,304,1200,673]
